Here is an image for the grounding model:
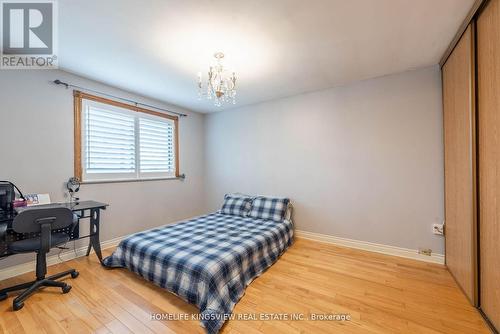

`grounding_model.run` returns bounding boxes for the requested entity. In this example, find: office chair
[0,207,79,311]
